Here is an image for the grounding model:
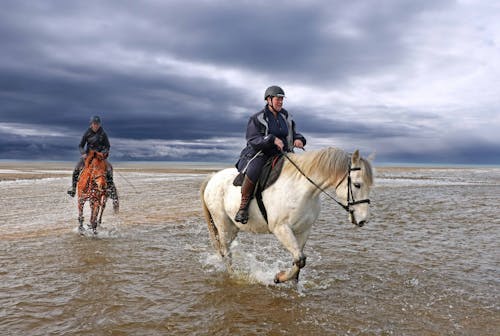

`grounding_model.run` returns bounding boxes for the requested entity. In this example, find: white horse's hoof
[274,271,287,284]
